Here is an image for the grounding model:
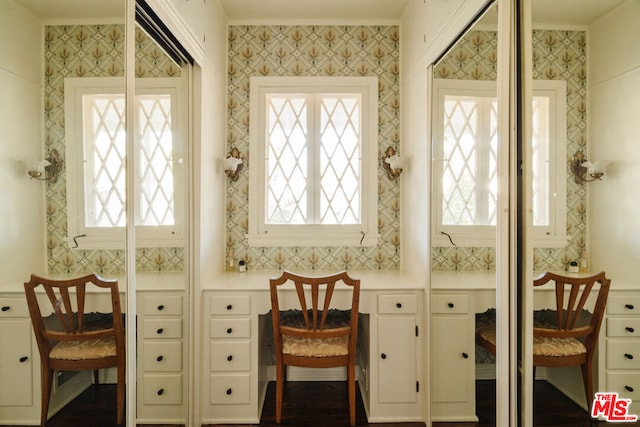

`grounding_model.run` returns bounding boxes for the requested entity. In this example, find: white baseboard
[476,363,496,380]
